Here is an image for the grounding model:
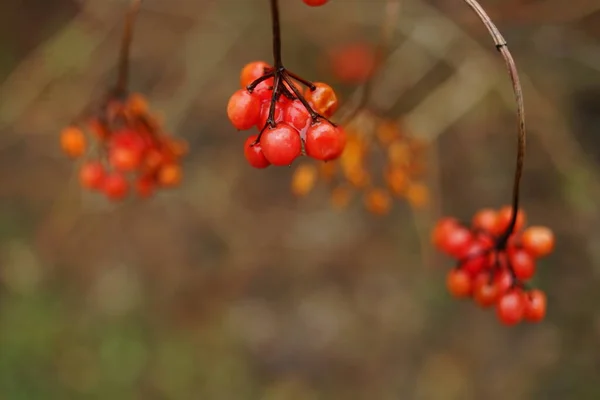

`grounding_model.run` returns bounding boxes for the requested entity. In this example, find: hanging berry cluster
[290,111,429,215]
[60,94,187,201]
[432,207,554,325]
[226,0,345,169]
[227,62,346,168]
[59,0,187,201]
